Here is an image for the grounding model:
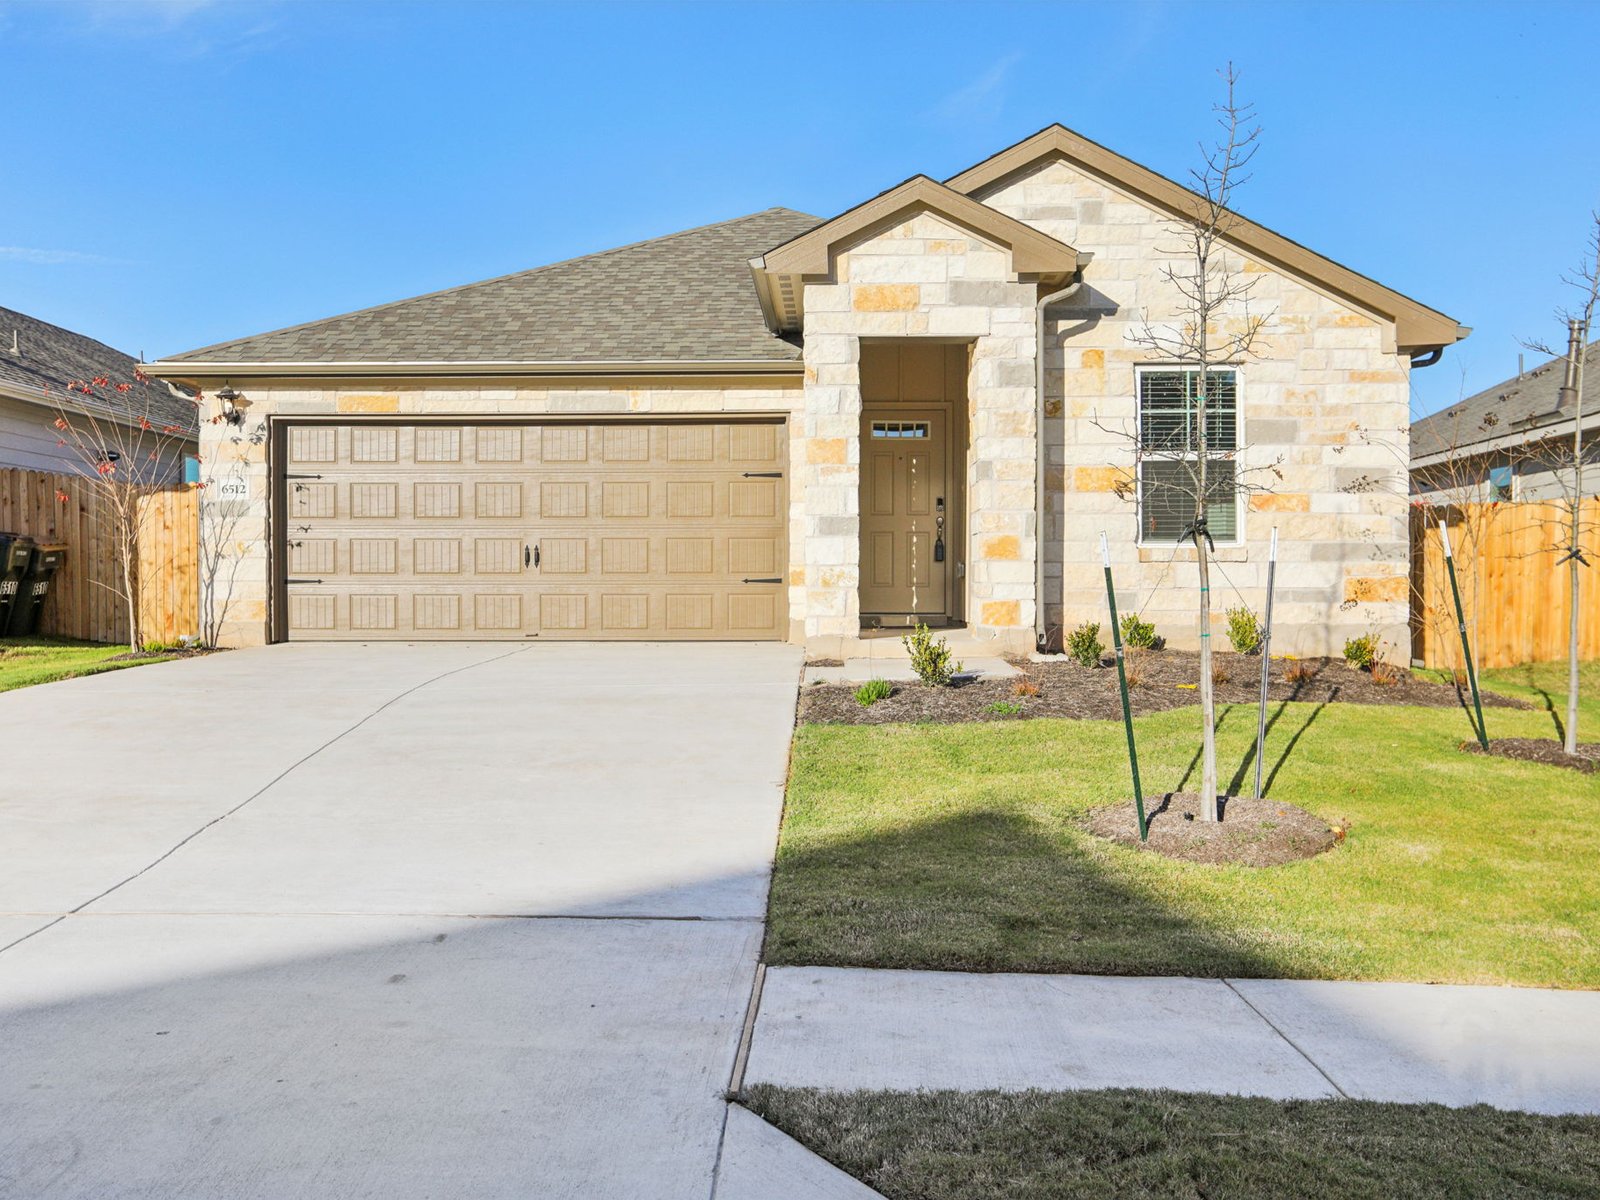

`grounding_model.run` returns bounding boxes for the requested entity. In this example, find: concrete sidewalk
[746,966,1600,1115]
